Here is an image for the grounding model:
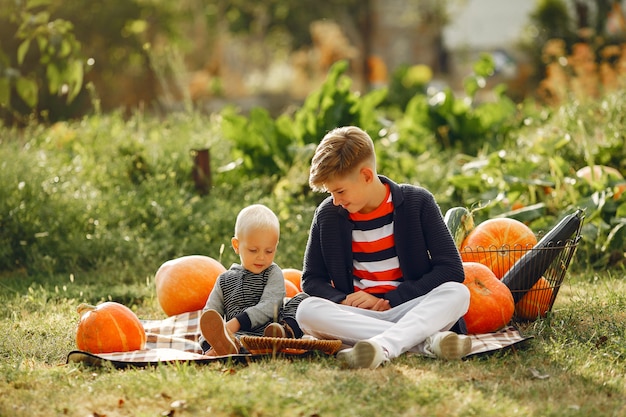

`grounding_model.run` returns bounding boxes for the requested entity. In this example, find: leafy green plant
[2,57,626,274]
[379,63,431,113]
[219,60,387,187]
[0,0,85,124]
[392,53,519,157]
[285,60,387,146]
